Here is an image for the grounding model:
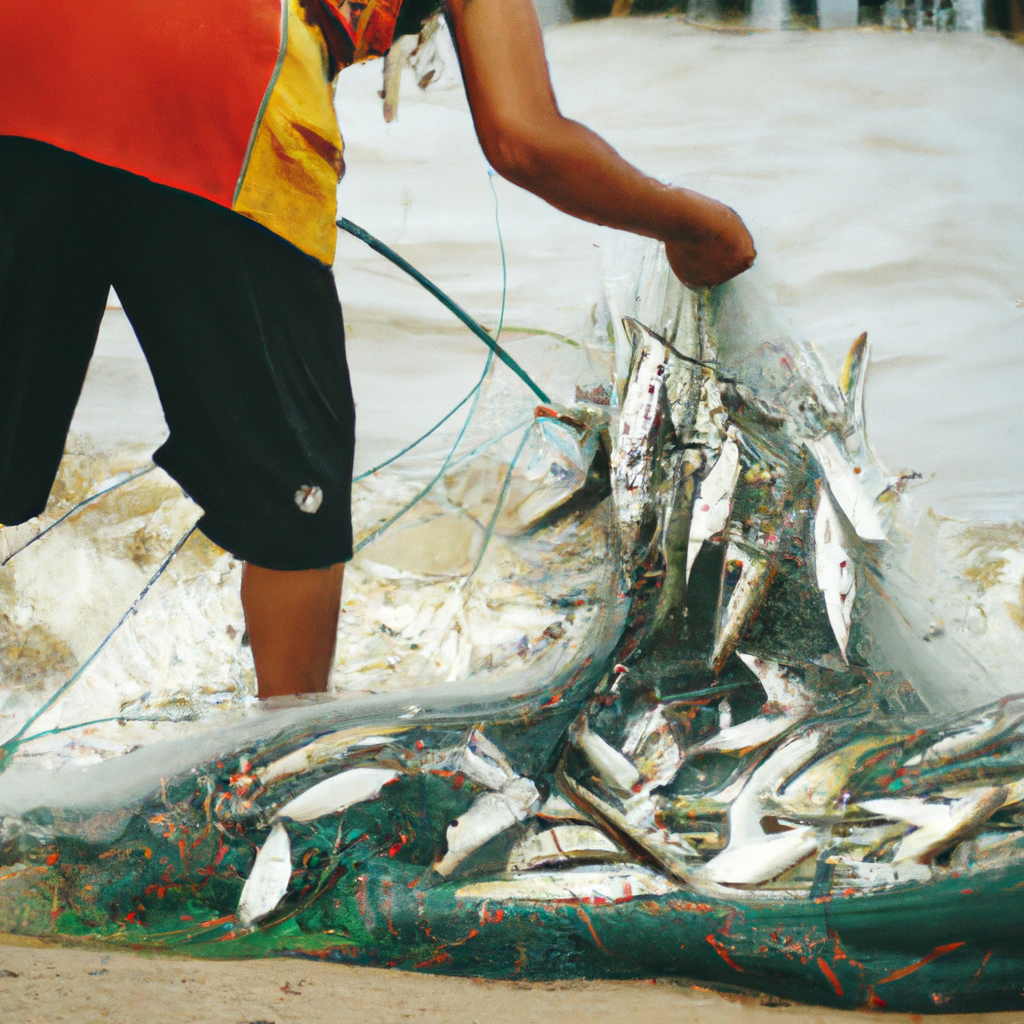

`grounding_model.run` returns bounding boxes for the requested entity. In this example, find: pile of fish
[4,250,1024,1012]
